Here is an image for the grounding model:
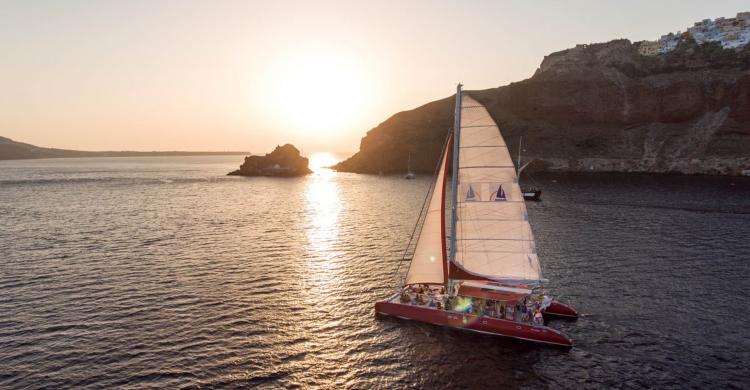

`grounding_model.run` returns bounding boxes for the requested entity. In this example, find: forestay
[452,95,542,285]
